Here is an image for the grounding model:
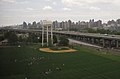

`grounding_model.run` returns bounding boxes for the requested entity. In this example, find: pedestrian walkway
[69,38,102,48]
